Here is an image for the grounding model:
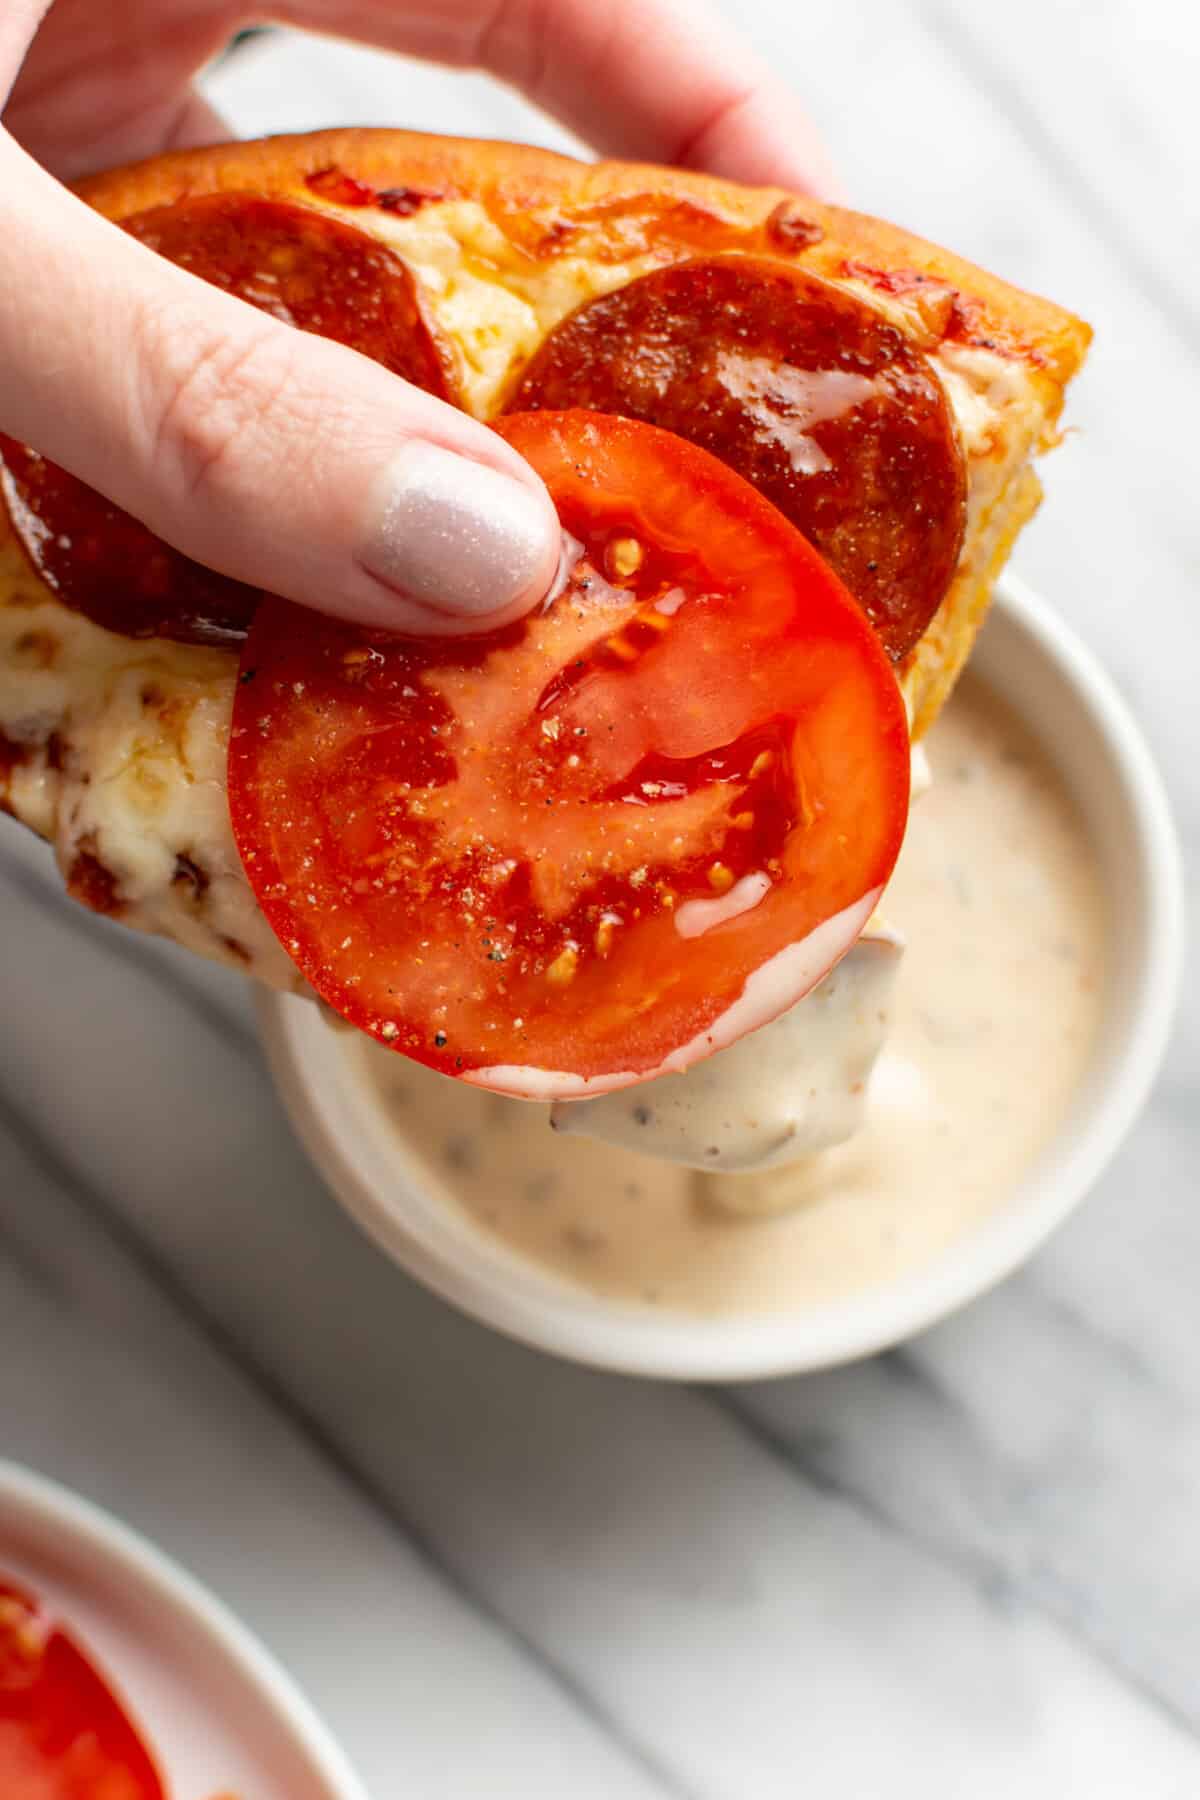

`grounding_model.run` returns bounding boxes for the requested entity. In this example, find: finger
[276,0,838,194]
[153,87,231,155]
[7,0,835,191]
[0,132,560,632]
[1,2,236,175]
